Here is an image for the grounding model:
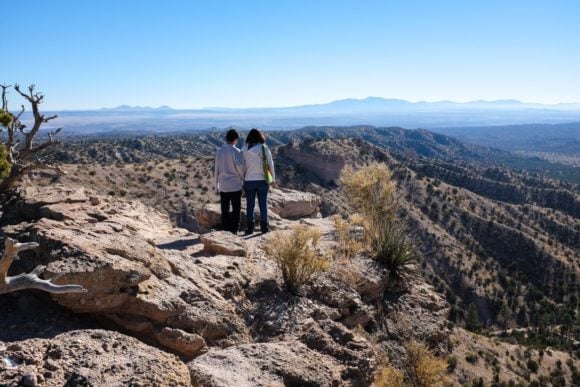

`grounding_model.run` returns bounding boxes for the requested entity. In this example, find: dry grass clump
[333,214,364,261]
[374,363,404,387]
[264,225,330,294]
[339,162,397,250]
[404,341,449,387]
[339,162,419,282]
[375,341,448,387]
